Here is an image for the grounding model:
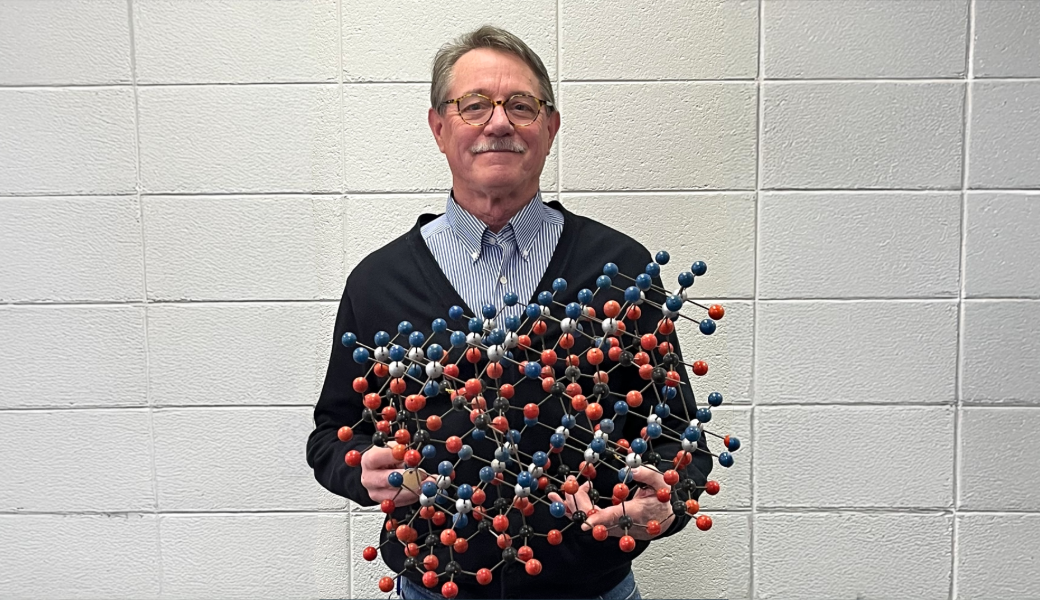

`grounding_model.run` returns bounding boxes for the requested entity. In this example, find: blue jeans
[398,569,641,600]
